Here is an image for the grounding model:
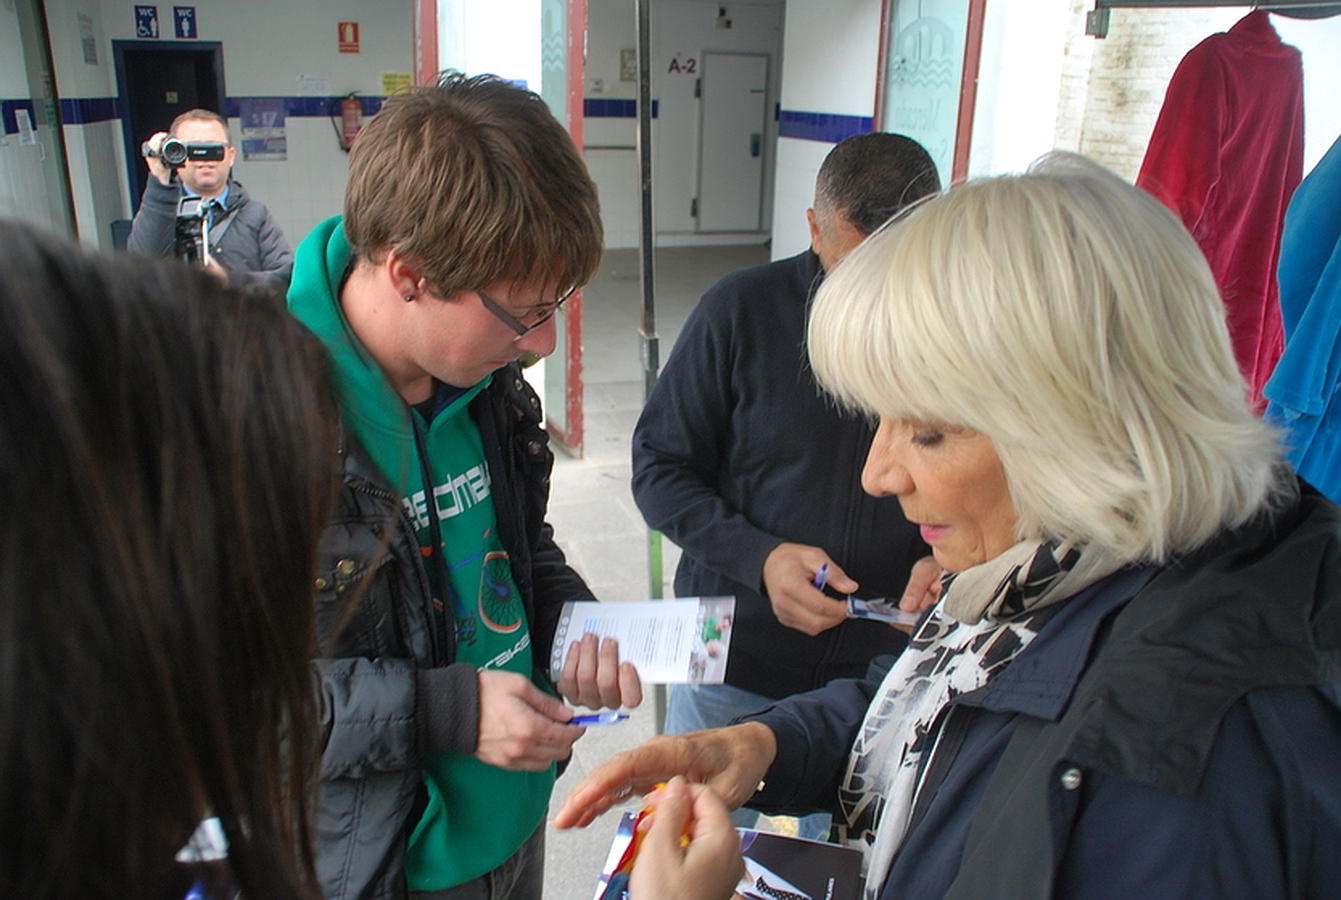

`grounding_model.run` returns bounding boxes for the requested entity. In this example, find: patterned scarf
[836,540,1123,898]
